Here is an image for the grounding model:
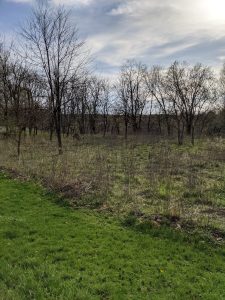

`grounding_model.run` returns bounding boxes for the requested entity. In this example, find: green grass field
[1,172,225,299]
